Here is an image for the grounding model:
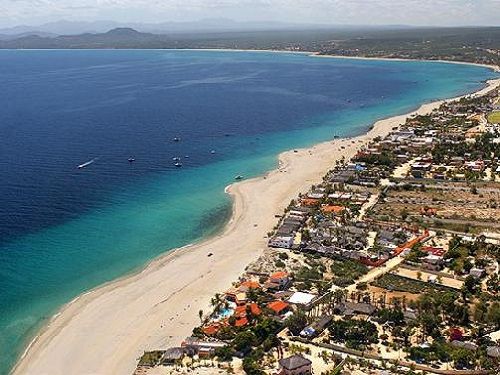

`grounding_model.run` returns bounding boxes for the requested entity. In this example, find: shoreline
[11,61,500,375]
[308,52,500,73]
[182,47,500,73]
[6,47,500,74]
